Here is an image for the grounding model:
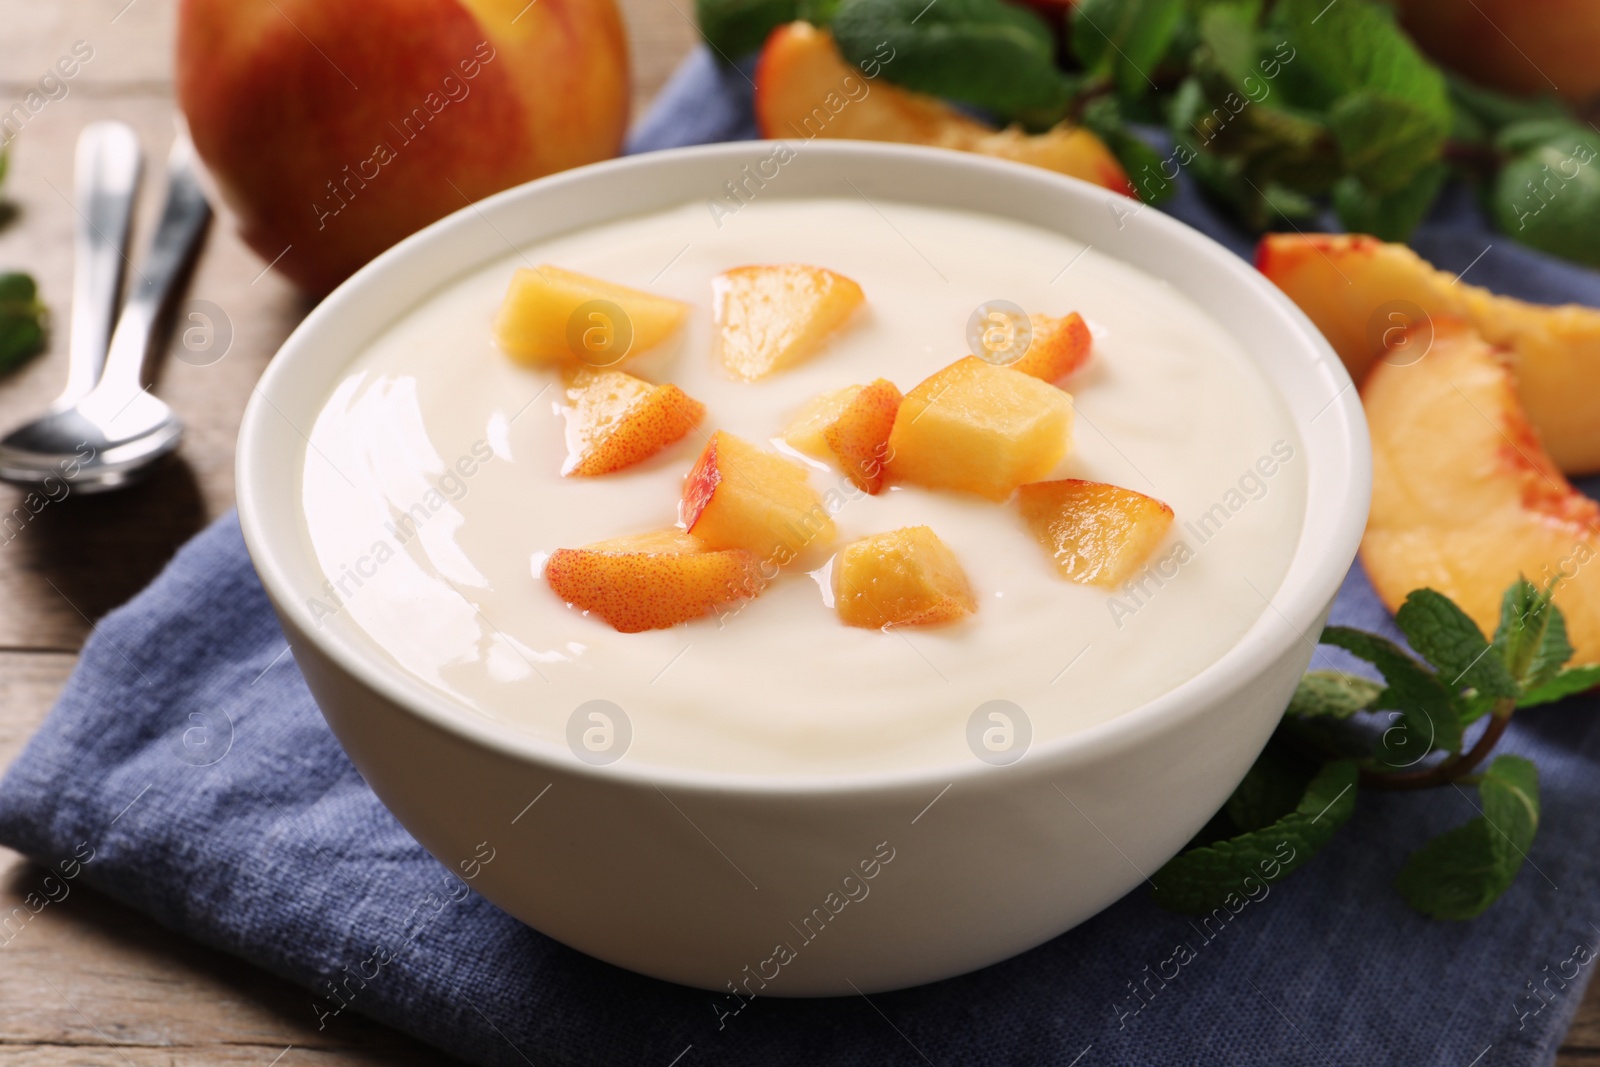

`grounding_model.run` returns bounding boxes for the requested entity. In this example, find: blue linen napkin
[5,47,1600,1067]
